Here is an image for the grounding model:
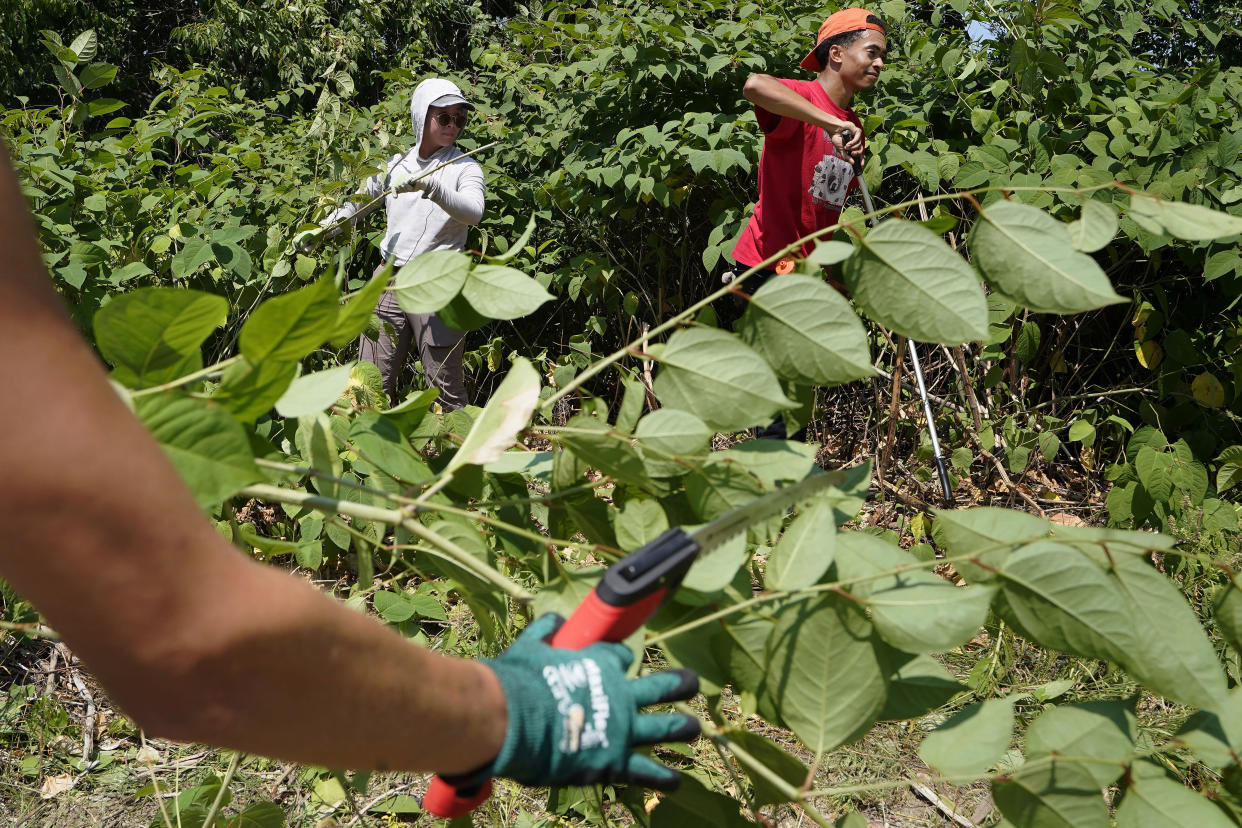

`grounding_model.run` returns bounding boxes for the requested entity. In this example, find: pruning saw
[422,467,846,818]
